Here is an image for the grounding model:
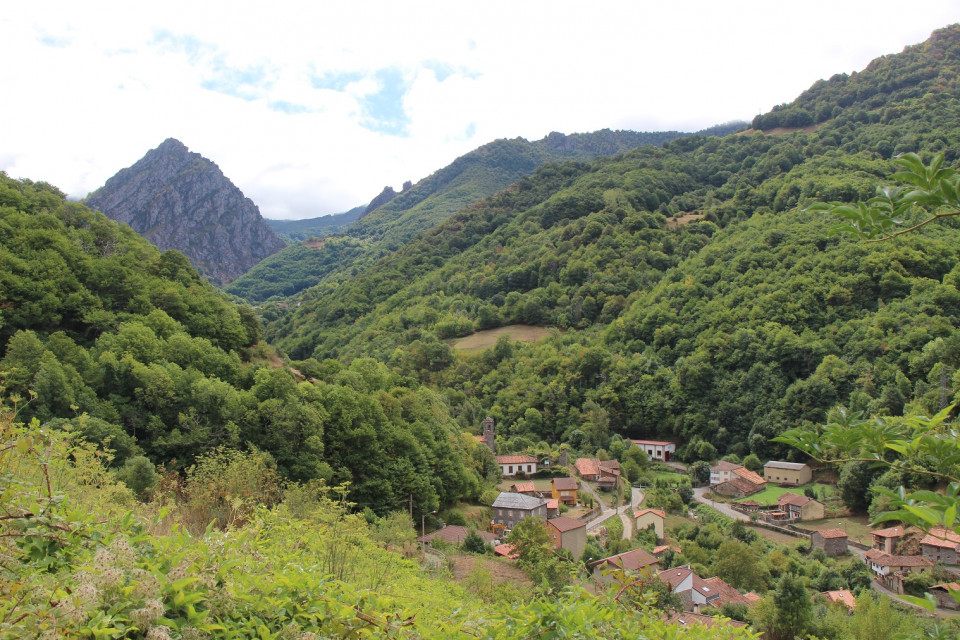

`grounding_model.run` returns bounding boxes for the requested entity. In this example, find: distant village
[412,417,960,628]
